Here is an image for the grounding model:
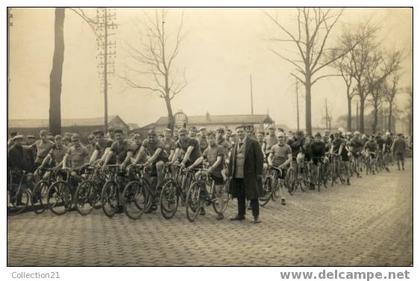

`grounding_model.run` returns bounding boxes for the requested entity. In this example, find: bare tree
[49,8,65,135]
[366,50,401,133]
[349,24,379,134]
[266,8,361,135]
[383,74,399,132]
[333,50,356,131]
[120,10,187,131]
